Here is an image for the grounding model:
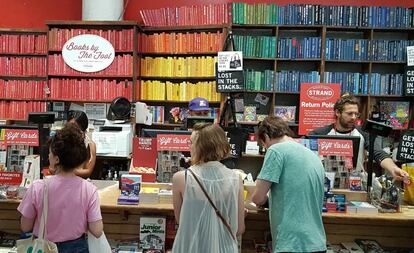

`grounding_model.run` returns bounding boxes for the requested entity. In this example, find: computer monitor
[141,129,192,138]
[306,135,361,169]
[185,116,215,129]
